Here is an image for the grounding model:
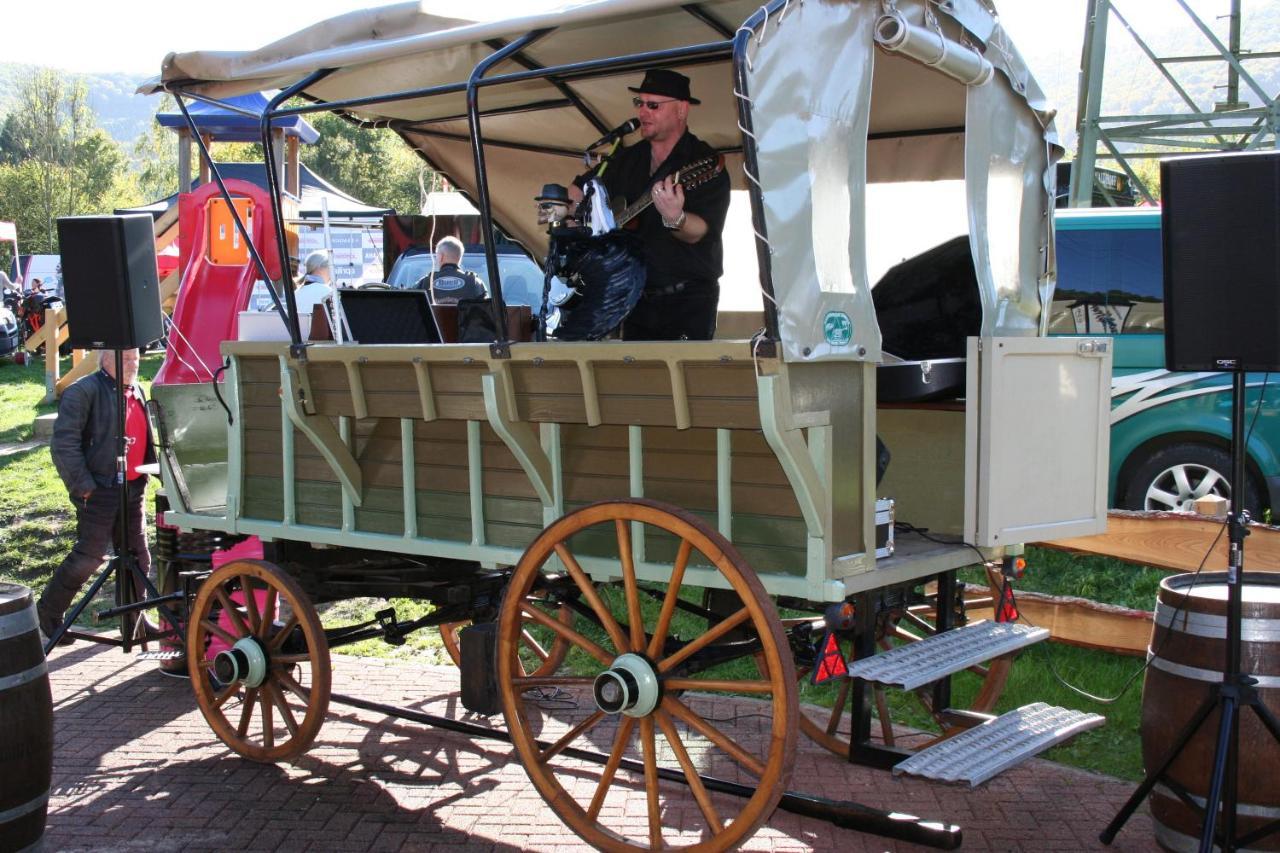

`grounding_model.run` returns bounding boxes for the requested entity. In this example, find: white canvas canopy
[145,0,1061,362]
